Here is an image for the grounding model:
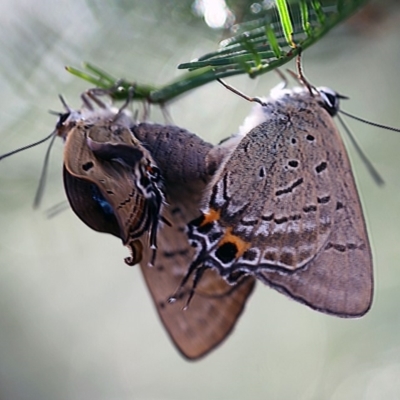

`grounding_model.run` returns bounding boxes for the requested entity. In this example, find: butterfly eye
[317,87,341,116]
[55,112,71,128]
